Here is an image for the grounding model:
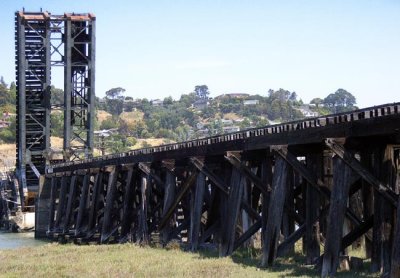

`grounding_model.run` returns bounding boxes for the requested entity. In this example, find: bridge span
[36,103,400,277]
